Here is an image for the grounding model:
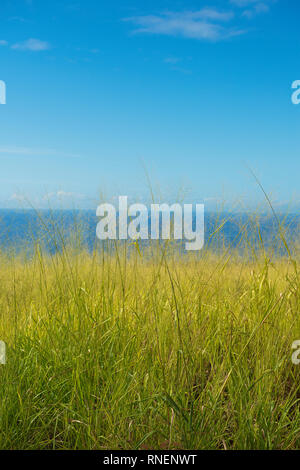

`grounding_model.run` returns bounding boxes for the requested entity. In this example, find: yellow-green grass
[1,236,300,450]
